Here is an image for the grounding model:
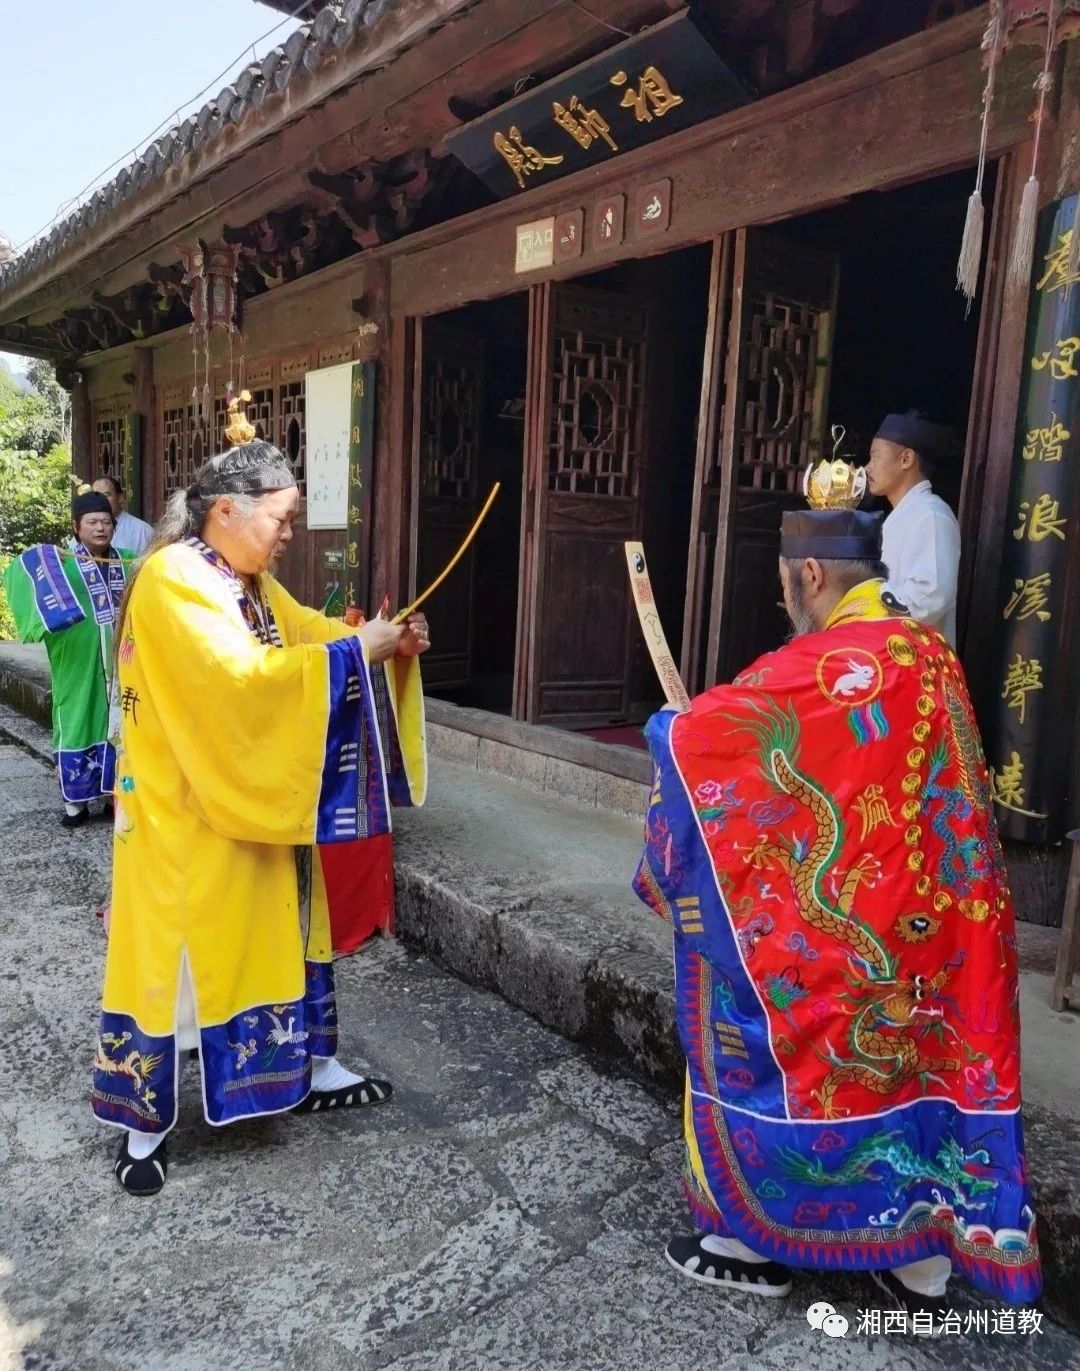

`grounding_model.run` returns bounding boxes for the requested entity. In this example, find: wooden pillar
[132,349,154,521]
[119,347,157,521]
[70,374,92,485]
[1050,40,1080,843]
[966,42,1080,924]
[374,310,415,612]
